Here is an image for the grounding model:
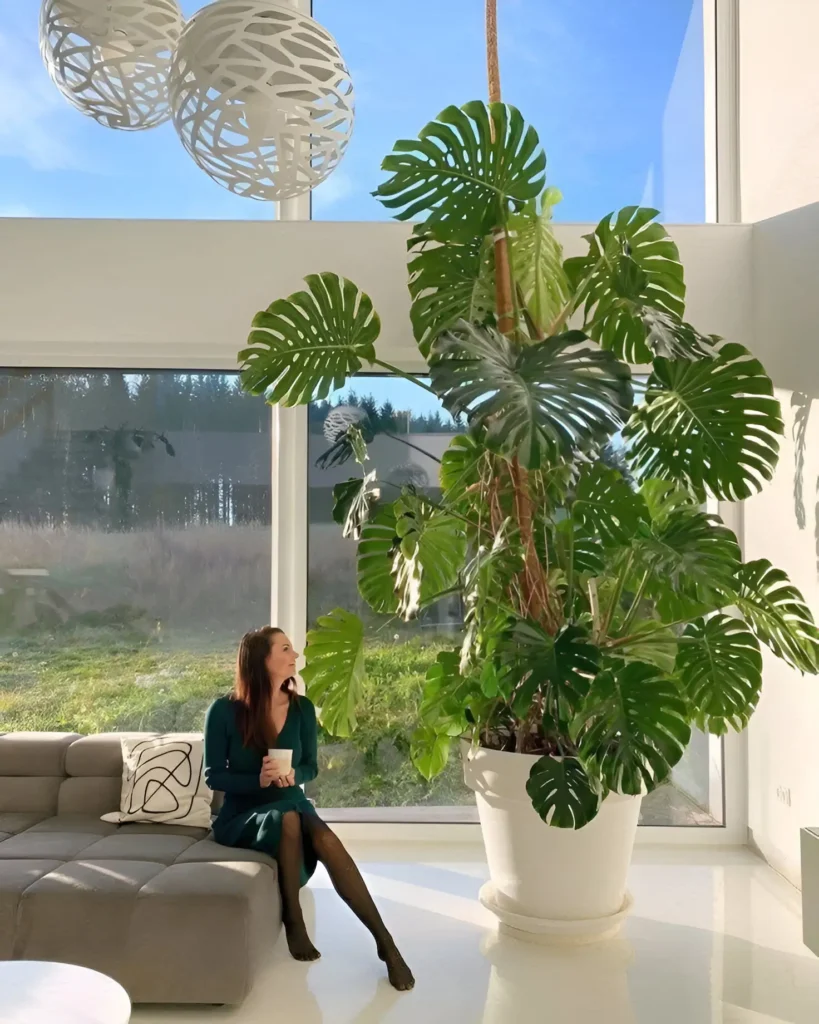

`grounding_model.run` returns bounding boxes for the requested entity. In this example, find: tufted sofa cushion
[0,731,280,1005]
